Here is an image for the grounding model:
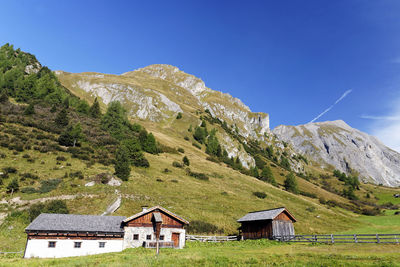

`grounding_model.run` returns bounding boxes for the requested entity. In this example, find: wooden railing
[144,241,175,248]
[274,234,400,244]
[186,235,239,242]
